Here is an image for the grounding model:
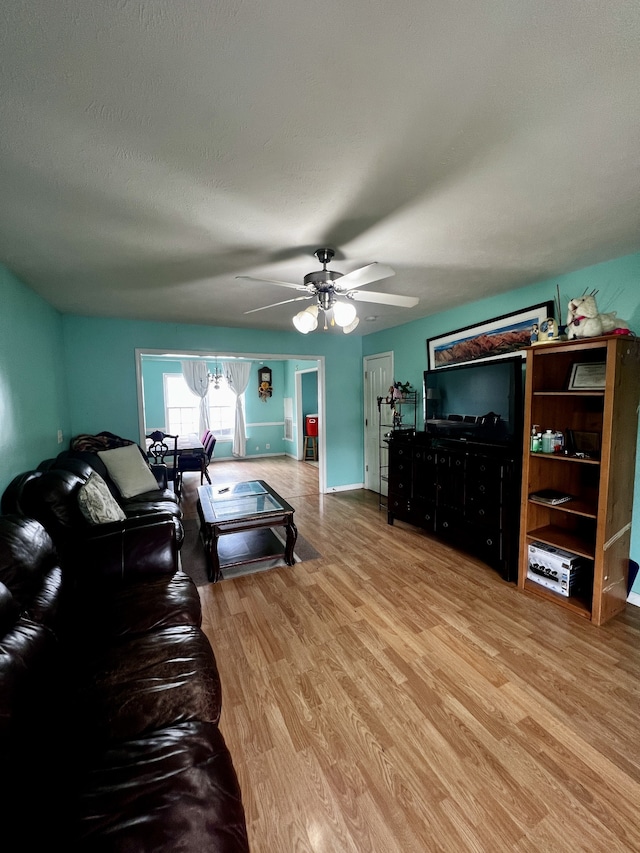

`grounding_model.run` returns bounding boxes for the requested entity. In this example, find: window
[164,374,235,439]
[207,380,235,439]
